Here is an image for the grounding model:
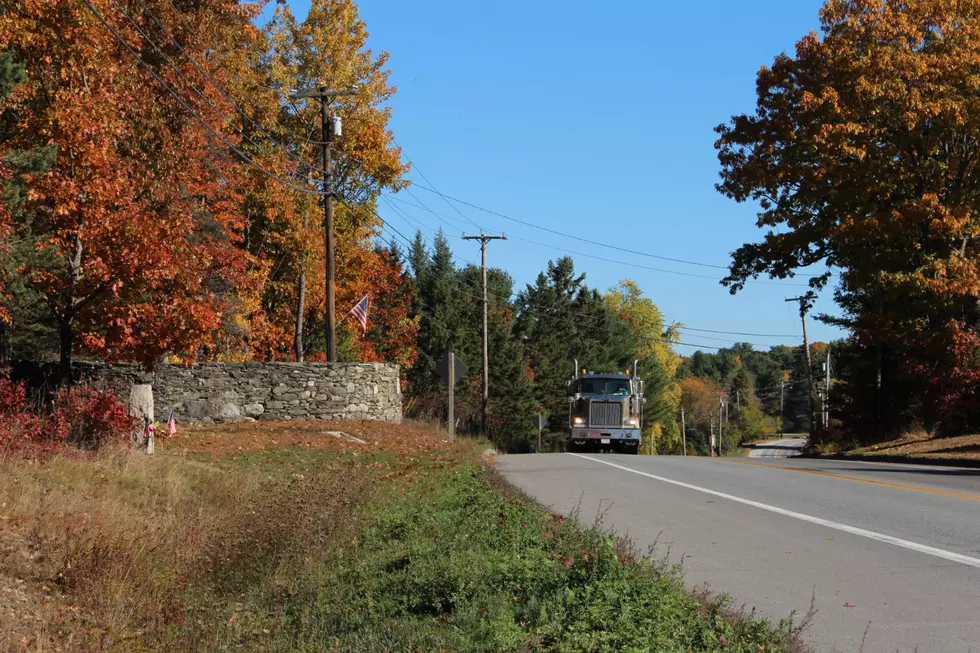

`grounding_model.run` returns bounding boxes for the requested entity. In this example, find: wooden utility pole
[291,86,357,362]
[462,233,506,437]
[448,352,456,443]
[824,349,832,428]
[779,380,786,436]
[680,406,687,456]
[718,396,725,456]
[295,172,314,362]
[786,296,816,435]
[709,412,715,457]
